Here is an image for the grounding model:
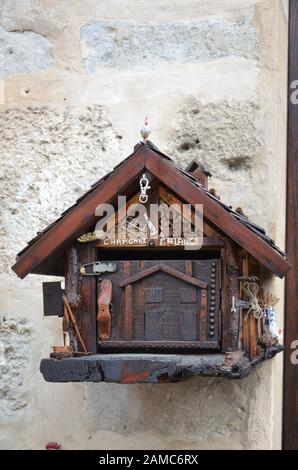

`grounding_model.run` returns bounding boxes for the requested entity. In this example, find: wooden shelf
[40,347,283,384]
